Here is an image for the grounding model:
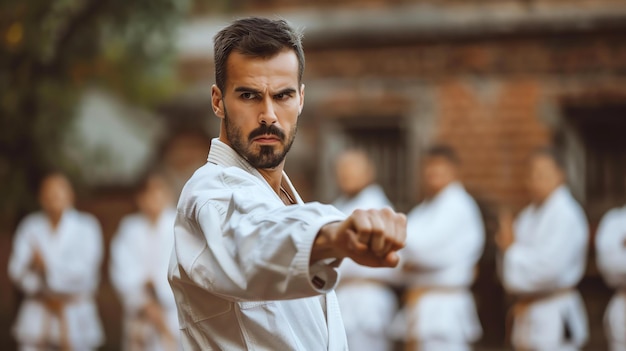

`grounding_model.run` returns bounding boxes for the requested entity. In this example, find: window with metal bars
[337,118,411,212]
[560,102,626,223]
